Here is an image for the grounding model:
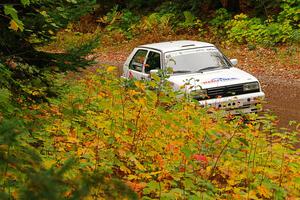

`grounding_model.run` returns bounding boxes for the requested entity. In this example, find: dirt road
[259,75,300,126]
